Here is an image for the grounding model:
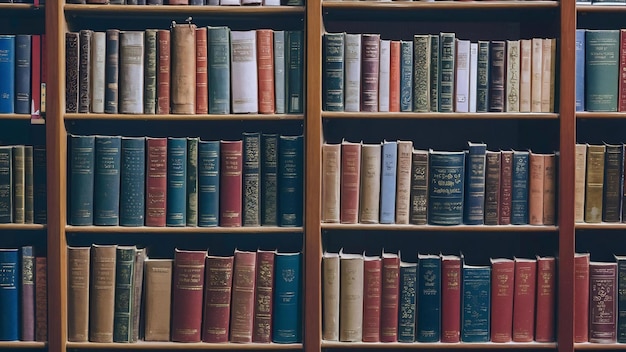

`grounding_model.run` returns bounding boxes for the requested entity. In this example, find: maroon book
[360,34,380,112]
[499,151,513,225]
[31,35,41,119]
[490,258,514,343]
[202,255,234,343]
[171,249,206,343]
[35,257,47,342]
[440,255,461,343]
[257,29,275,114]
[146,138,167,227]
[252,250,275,343]
[574,253,590,343]
[220,141,243,227]
[340,141,361,224]
[512,258,537,342]
[362,255,381,342]
[380,252,399,342]
[195,28,208,115]
[21,247,35,341]
[230,250,257,343]
[157,30,170,115]
[484,151,501,225]
[535,256,556,342]
[589,261,617,343]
